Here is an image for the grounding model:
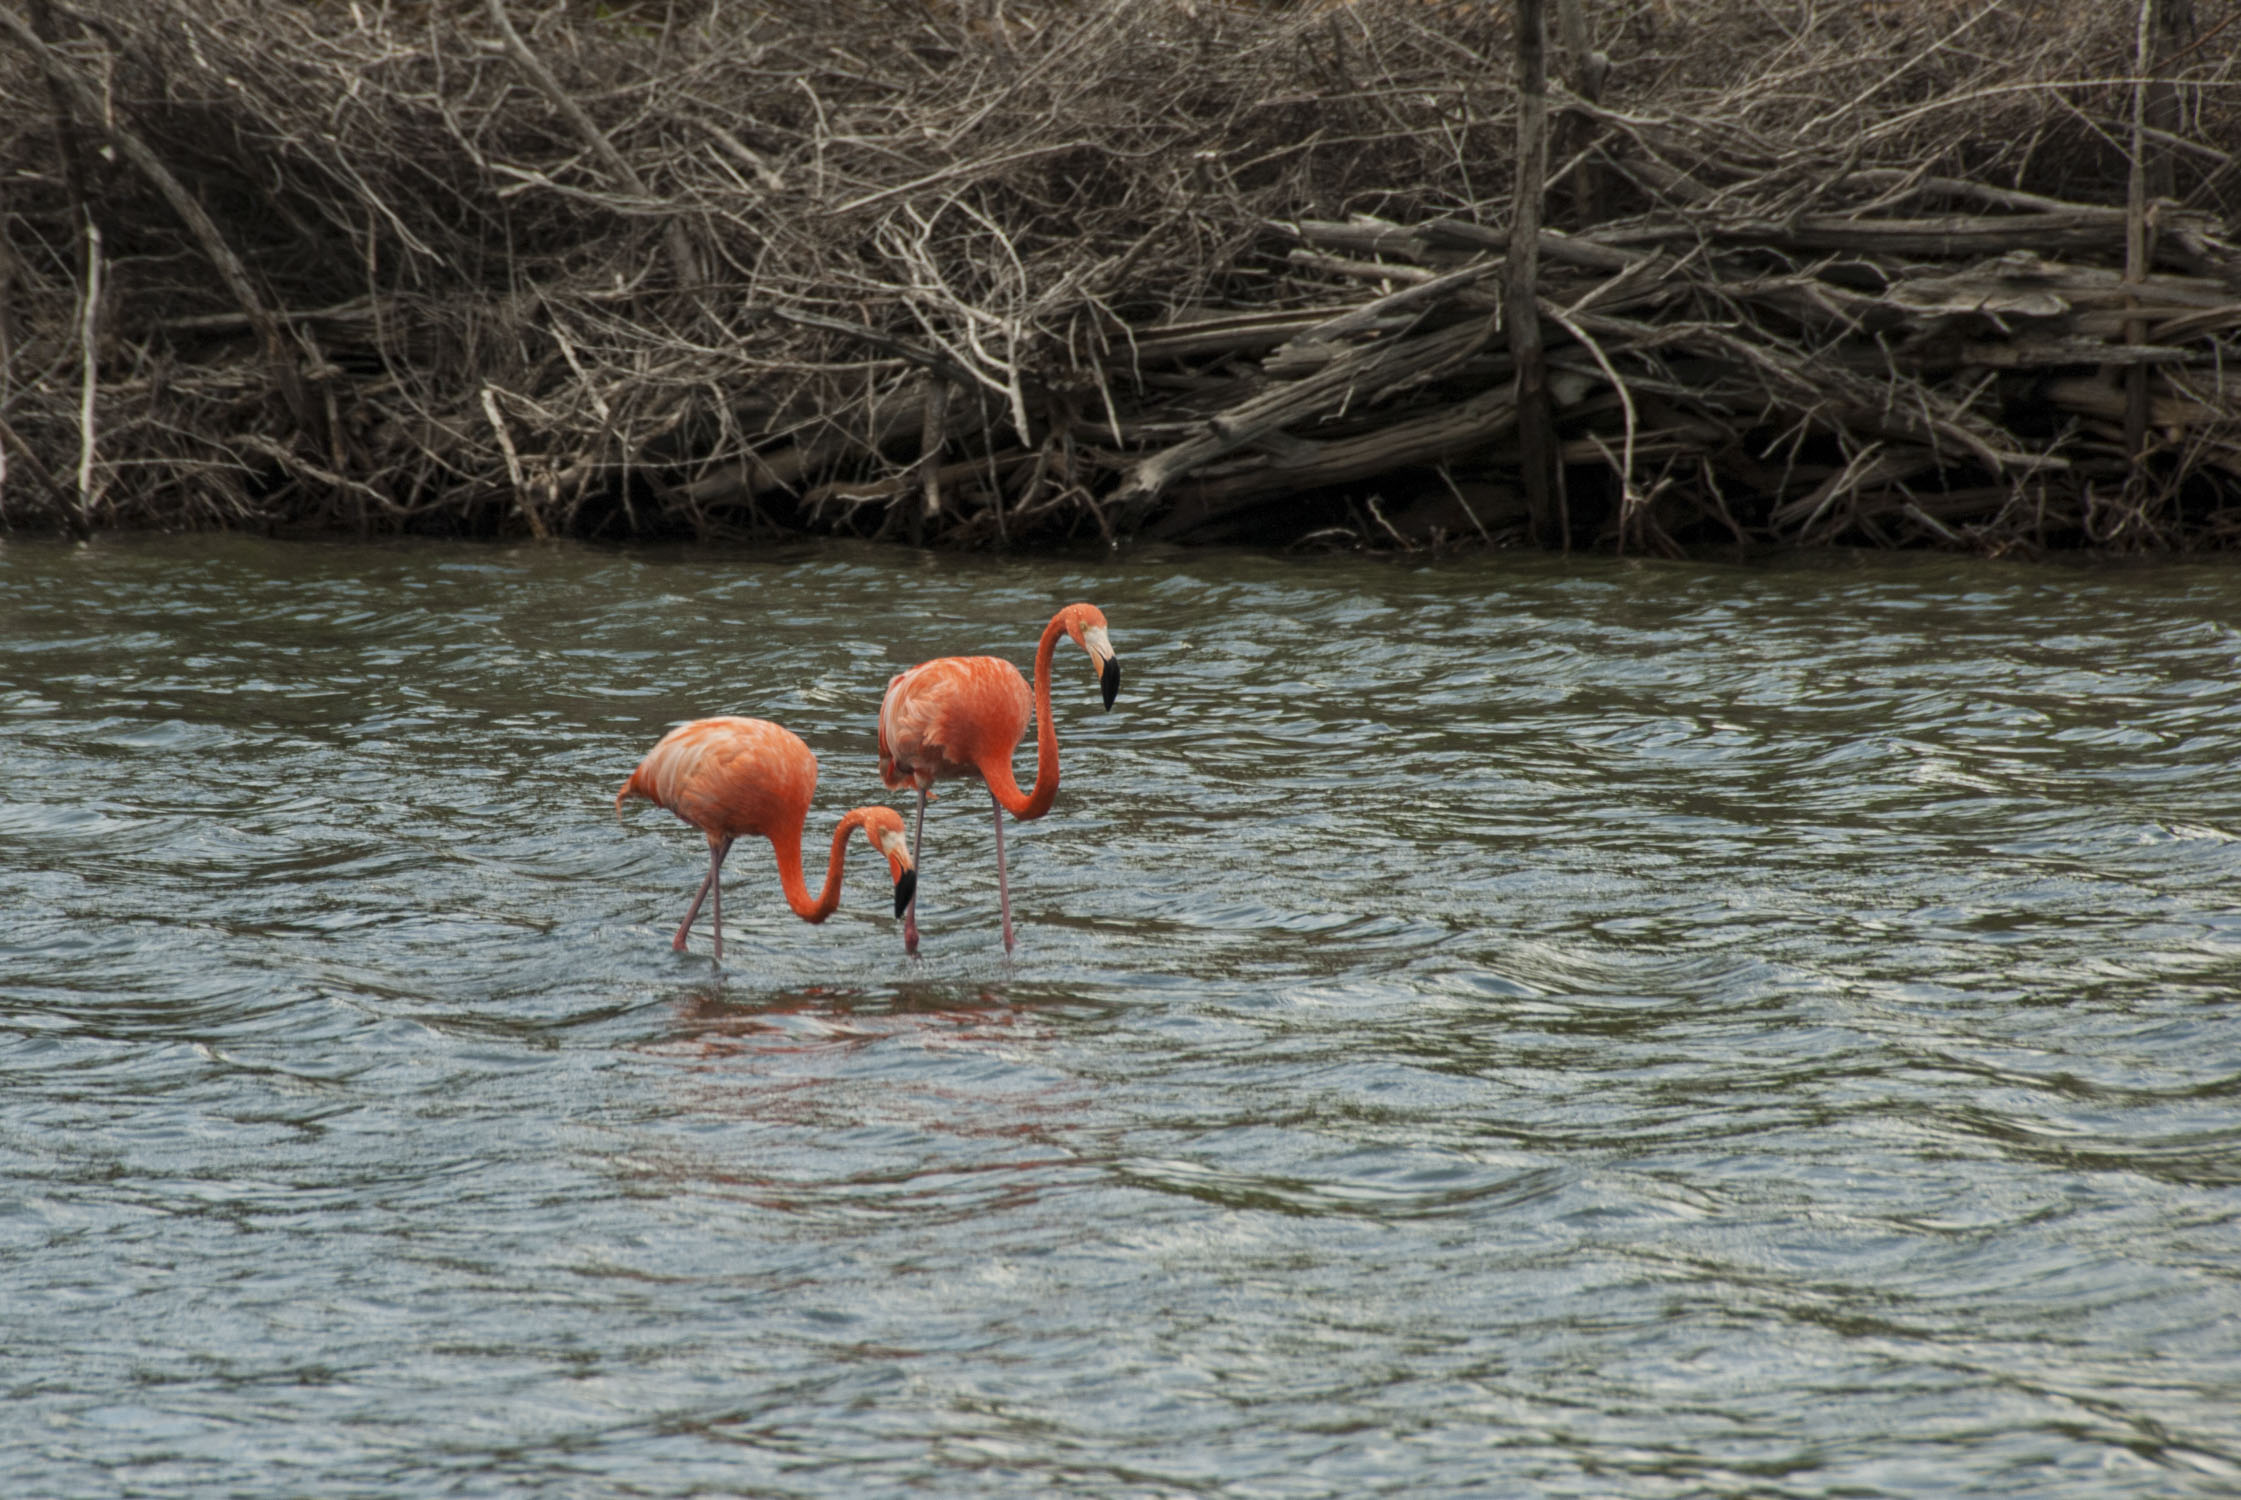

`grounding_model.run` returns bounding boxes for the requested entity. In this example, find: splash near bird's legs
[903,789,927,955]
[673,836,734,958]
[990,787,1015,954]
